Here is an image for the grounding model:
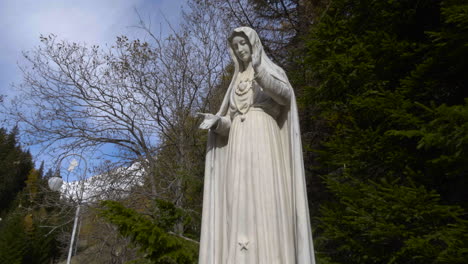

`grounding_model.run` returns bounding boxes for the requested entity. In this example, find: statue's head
[230,31,252,64]
[228,27,260,69]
